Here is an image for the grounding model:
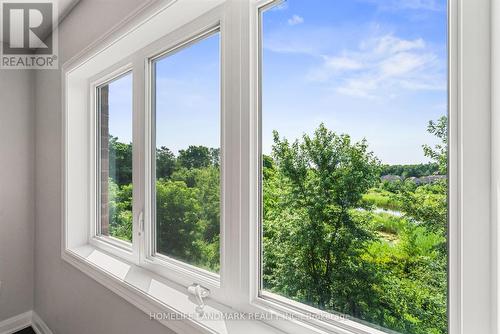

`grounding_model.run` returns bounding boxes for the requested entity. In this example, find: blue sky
[108,73,132,145]
[109,0,448,165]
[154,34,220,154]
